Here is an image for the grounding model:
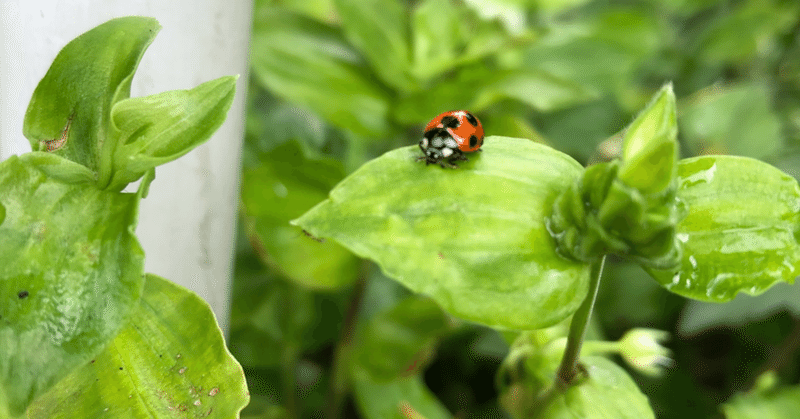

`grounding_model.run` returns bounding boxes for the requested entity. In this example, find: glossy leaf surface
[106,76,238,191]
[648,156,800,301]
[0,155,144,416]
[27,274,249,418]
[22,17,160,188]
[294,137,589,330]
